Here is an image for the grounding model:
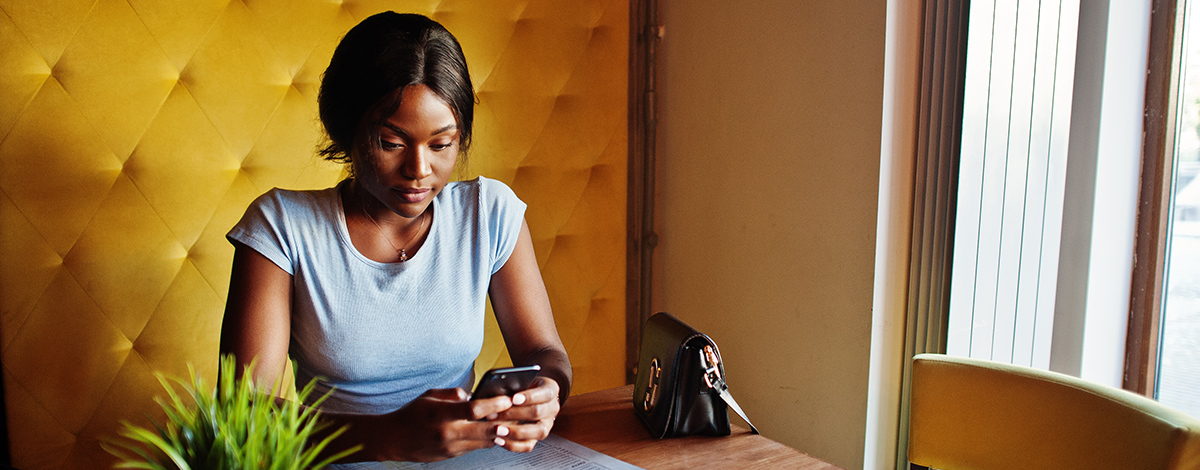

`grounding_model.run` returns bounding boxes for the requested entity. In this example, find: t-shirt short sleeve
[479,177,527,275]
[226,189,298,275]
